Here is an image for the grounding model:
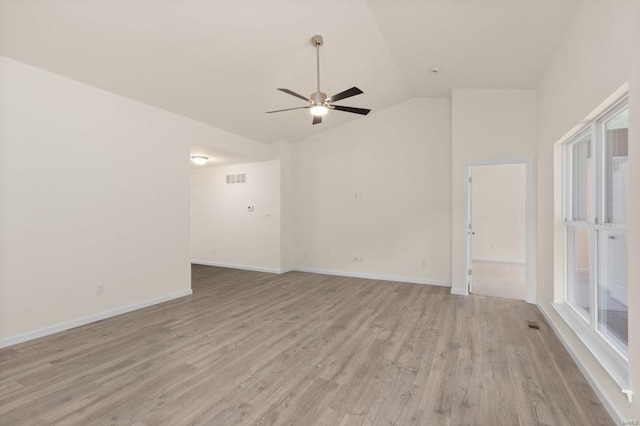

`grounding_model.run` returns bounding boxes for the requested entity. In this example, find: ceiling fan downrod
[310,35,326,107]
[311,35,323,95]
